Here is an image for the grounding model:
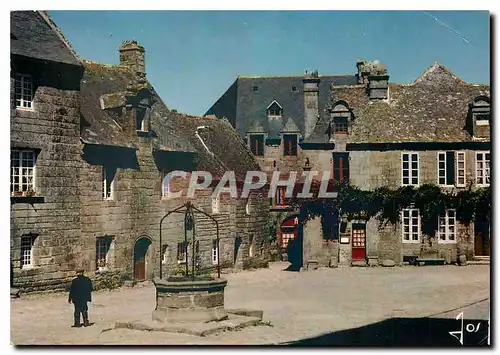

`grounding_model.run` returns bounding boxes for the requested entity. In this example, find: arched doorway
[134,236,152,281]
